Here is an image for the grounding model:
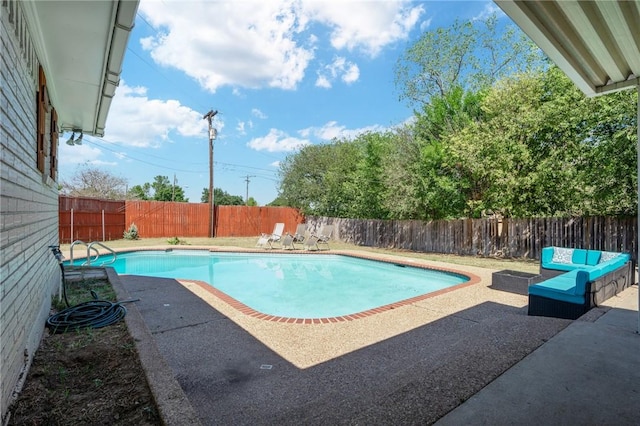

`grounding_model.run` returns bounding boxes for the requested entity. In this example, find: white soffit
[495,0,640,97]
[22,0,138,136]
